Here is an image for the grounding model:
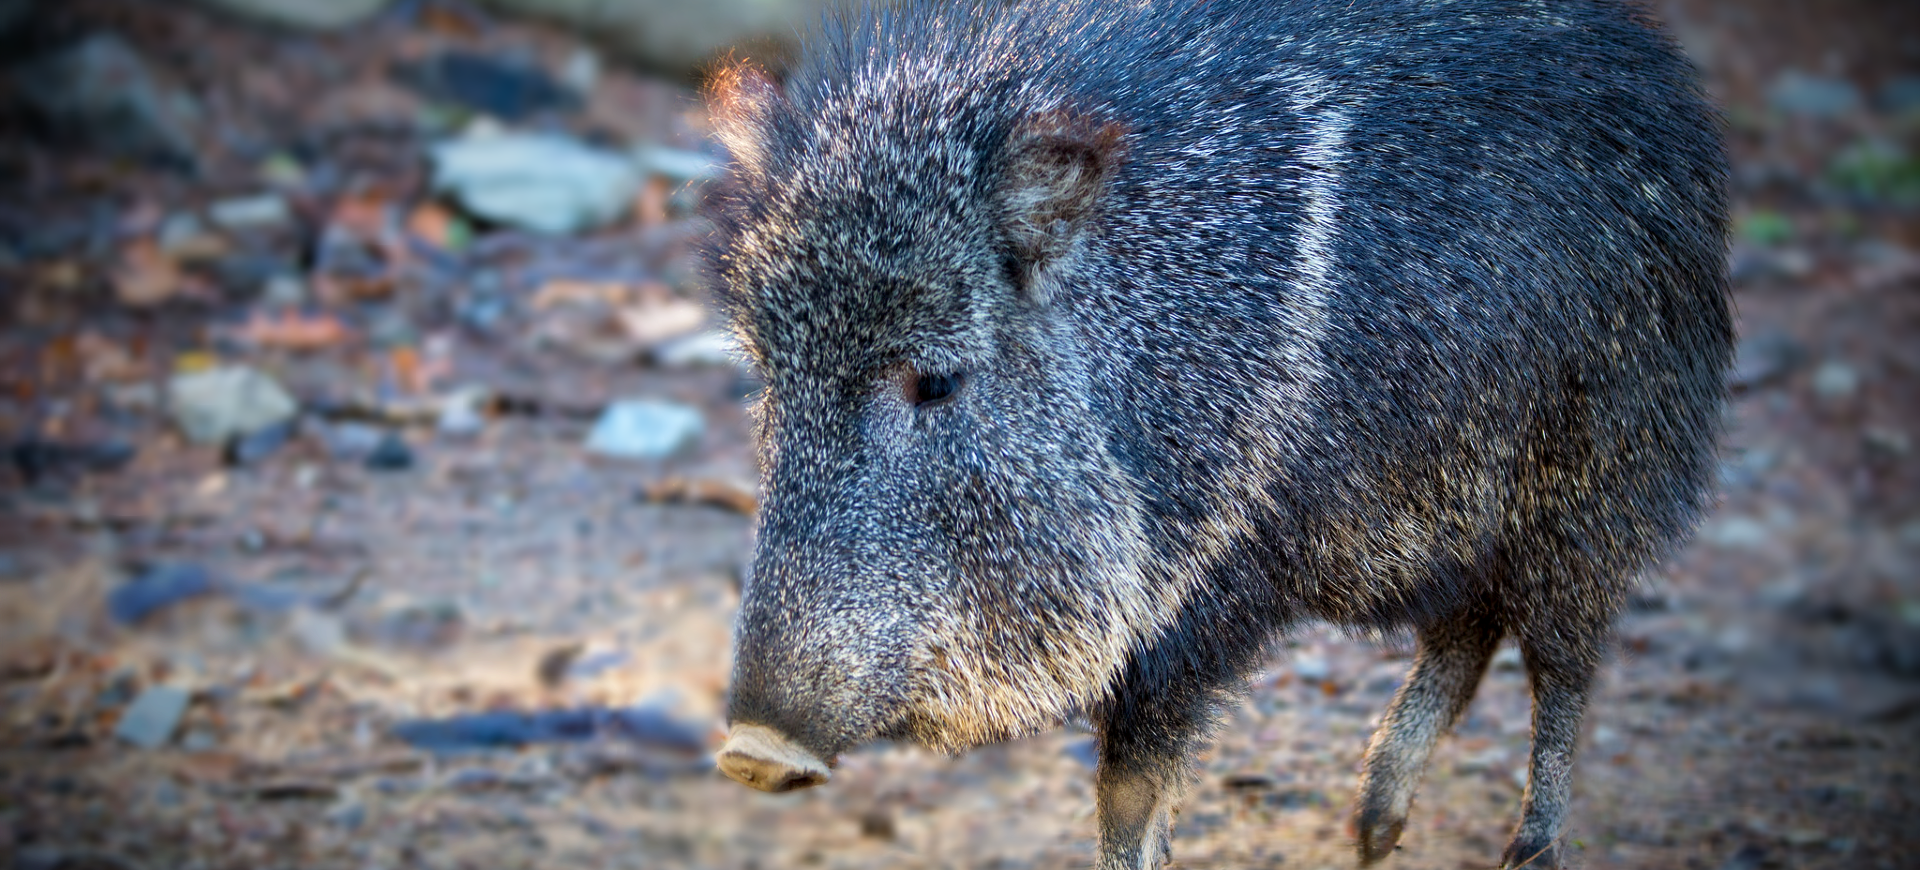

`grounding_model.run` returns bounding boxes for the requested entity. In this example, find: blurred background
[0,0,1913,868]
